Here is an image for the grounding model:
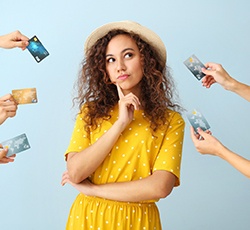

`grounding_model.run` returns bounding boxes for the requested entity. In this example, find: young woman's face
[105,34,143,96]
